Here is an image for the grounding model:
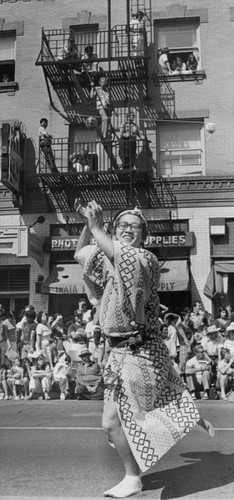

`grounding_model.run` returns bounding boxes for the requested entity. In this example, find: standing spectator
[75,346,104,400]
[190,301,205,331]
[119,111,145,169]
[0,311,7,367]
[90,77,113,139]
[160,322,177,360]
[223,323,234,356]
[92,326,105,365]
[38,118,58,173]
[51,313,67,353]
[158,47,171,74]
[28,354,52,400]
[53,353,72,400]
[36,312,52,366]
[78,299,92,324]
[223,302,234,321]
[185,345,212,400]
[3,312,17,355]
[18,310,37,360]
[217,348,234,400]
[129,11,146,57]
[177,309,194,377]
